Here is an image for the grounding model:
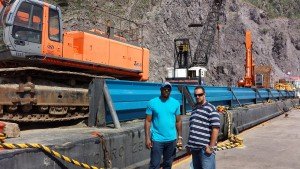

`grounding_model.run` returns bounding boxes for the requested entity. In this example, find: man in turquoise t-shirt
[144,82,182,169]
